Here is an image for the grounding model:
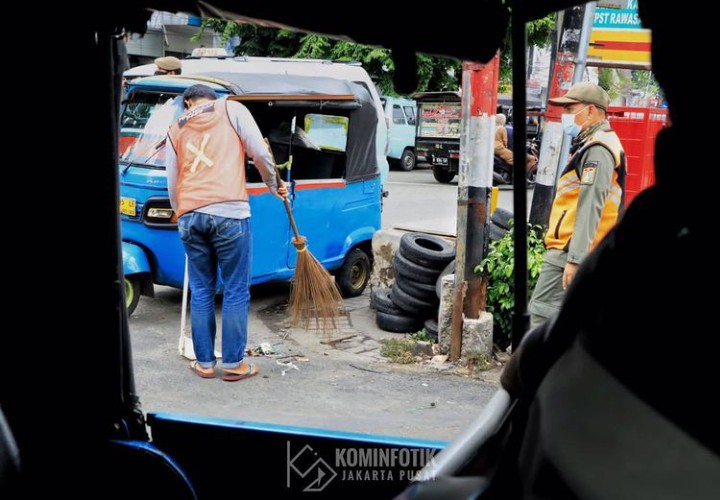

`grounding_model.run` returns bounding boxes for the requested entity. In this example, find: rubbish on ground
[246,343,280,357]
[277,359,299,376]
